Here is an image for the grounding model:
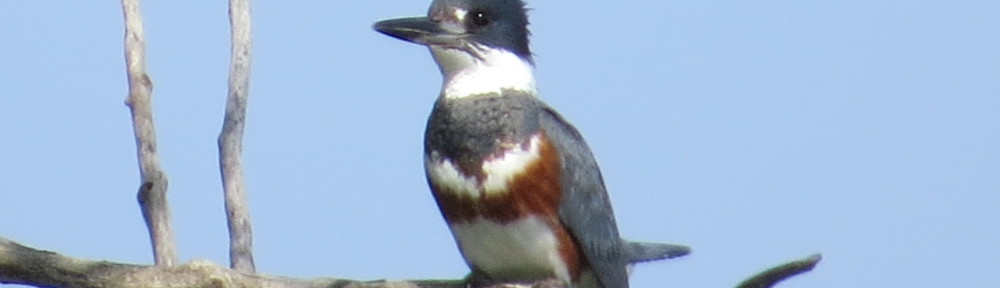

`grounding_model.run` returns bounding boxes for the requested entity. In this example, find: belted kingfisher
[373,0,688,287]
